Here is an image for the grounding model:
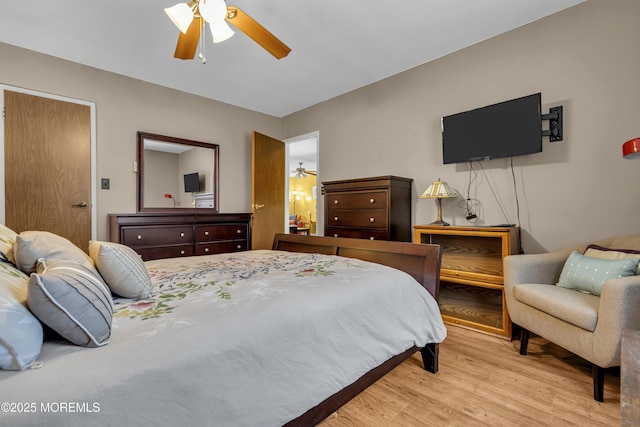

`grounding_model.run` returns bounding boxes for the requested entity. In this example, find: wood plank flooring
[320,325,620,426]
